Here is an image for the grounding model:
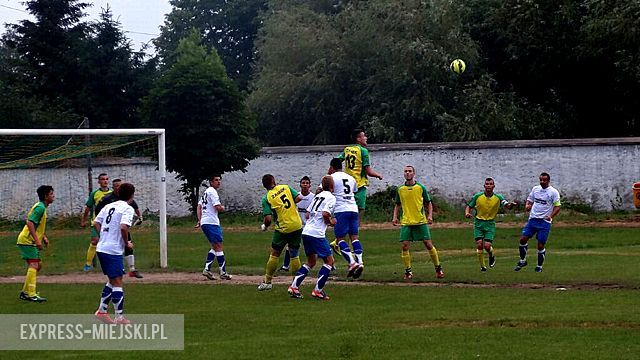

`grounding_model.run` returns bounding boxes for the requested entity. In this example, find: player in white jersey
[281,176,314,272]
[93,183,135,325]
[328,158,364,279]
[196,175,232,280]
[514,172,561,272]
[288,175,337,300]
[297,176,315,224]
